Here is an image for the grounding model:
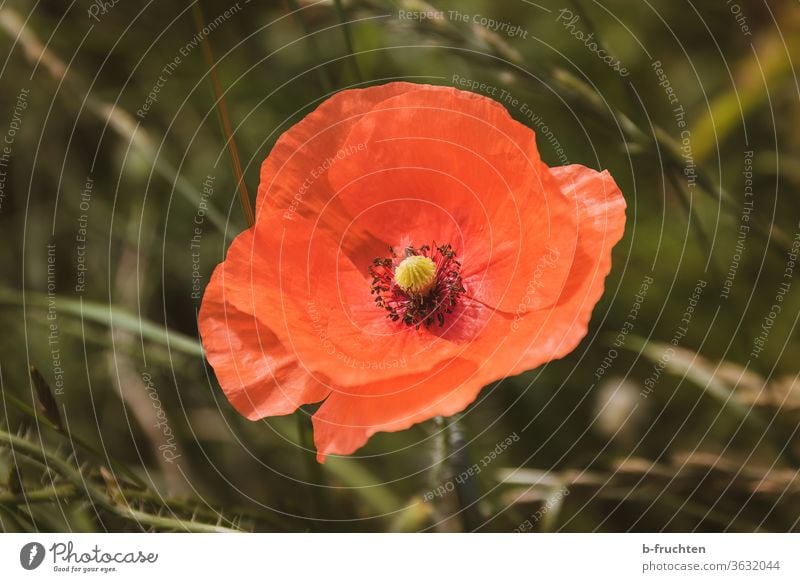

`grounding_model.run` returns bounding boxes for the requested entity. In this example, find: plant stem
[0,484,76,504]
[445,414,484,531]
[297,408,324,529]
